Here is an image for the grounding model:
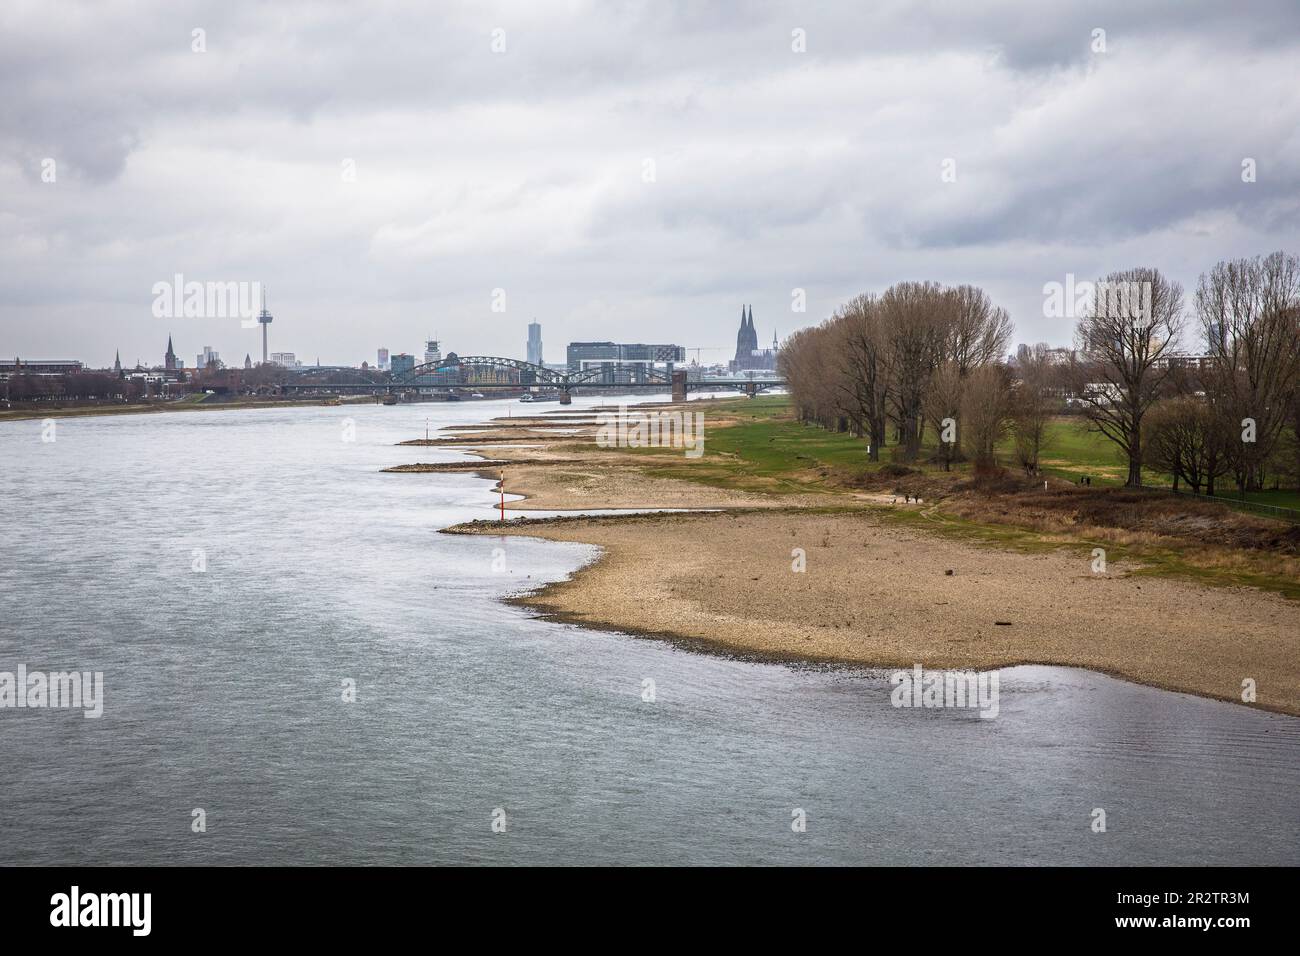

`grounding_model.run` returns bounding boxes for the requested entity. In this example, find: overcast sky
[3,0,1299,369]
